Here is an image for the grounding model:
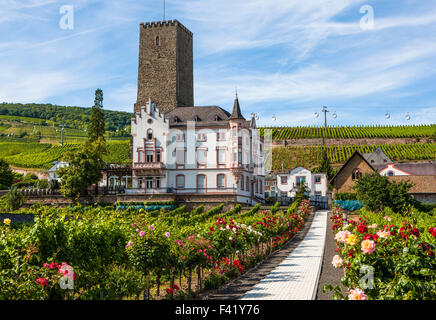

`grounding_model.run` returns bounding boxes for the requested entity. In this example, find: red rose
[36,278,48,286]
[173,285,179,291]
[363,233,372,240]
[410,227,420,238]
[166,288,174,295]
[357,224,368,233]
